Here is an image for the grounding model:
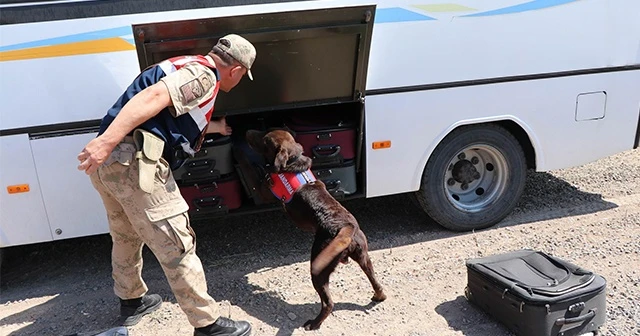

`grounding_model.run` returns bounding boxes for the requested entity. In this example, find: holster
[133,129,165,194]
